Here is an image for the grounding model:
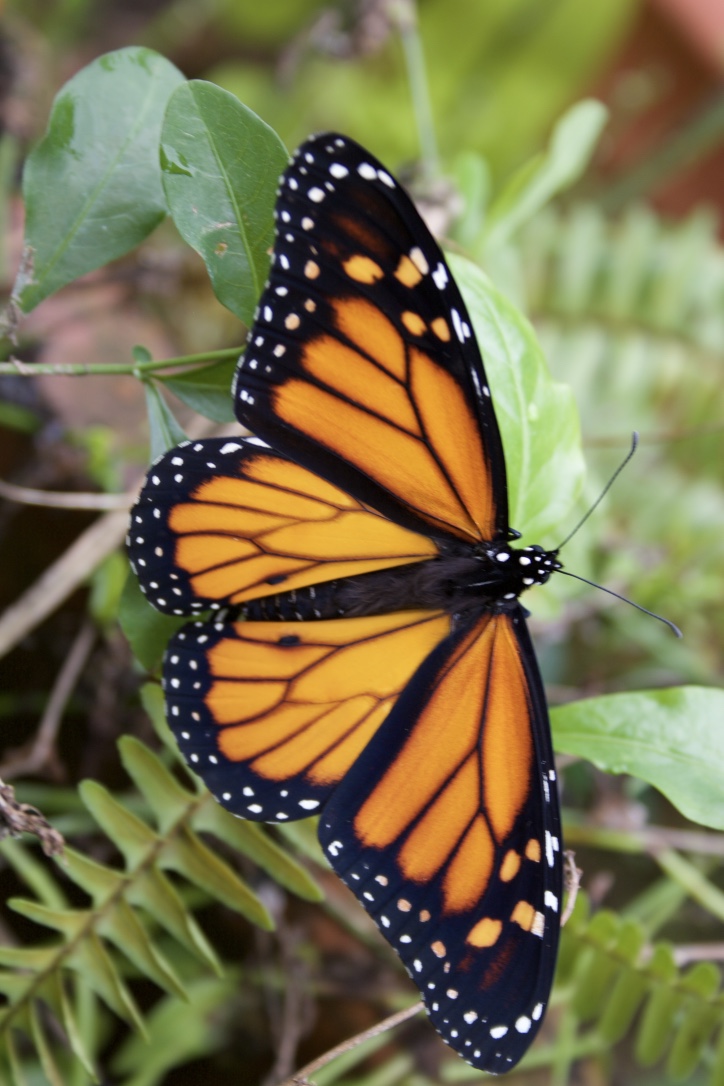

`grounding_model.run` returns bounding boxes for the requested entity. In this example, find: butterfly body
[128,131,564,1074]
